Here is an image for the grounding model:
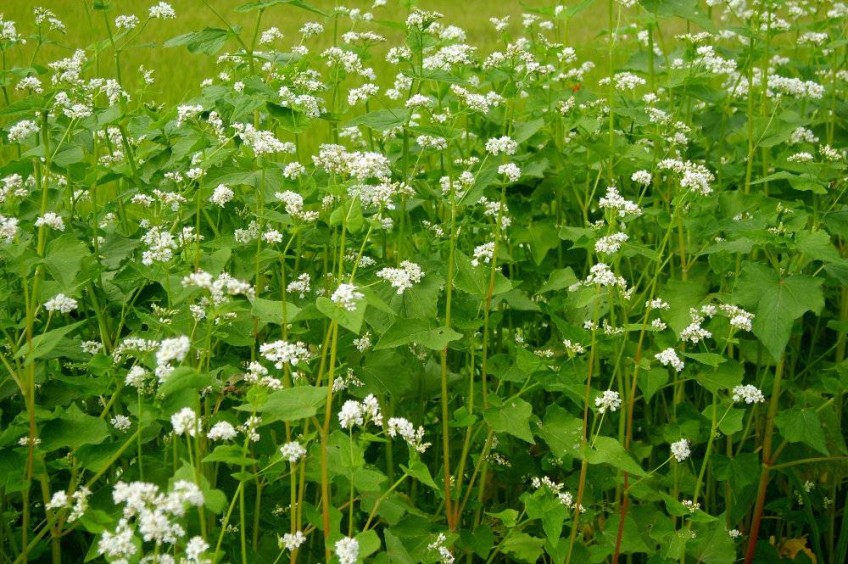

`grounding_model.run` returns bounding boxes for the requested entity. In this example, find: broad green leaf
[266,103,311,132]
[44,234,89,291]
[501,532,545,563]
[347,108,411,131]
[581,436,648,477]
[374,319,461,350]
[688,521,737,563]
[774,407,829,455]
[158,368,214,399]
[537,268,578,294]
[40,403,110,451]
[15,320,85,365]
[696,360,743,394]
[250,297,301,326]
[639,368,669,402]
[164,28,231,55]
[401,460,439,492]
[484,398,535,443]
[536,405,582,458]
[356,529,382,559]
[202,445,259,466]
[316,296,366,334]
[235,0,327,16]
[235,385,326,423]
[734,263,824,359]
